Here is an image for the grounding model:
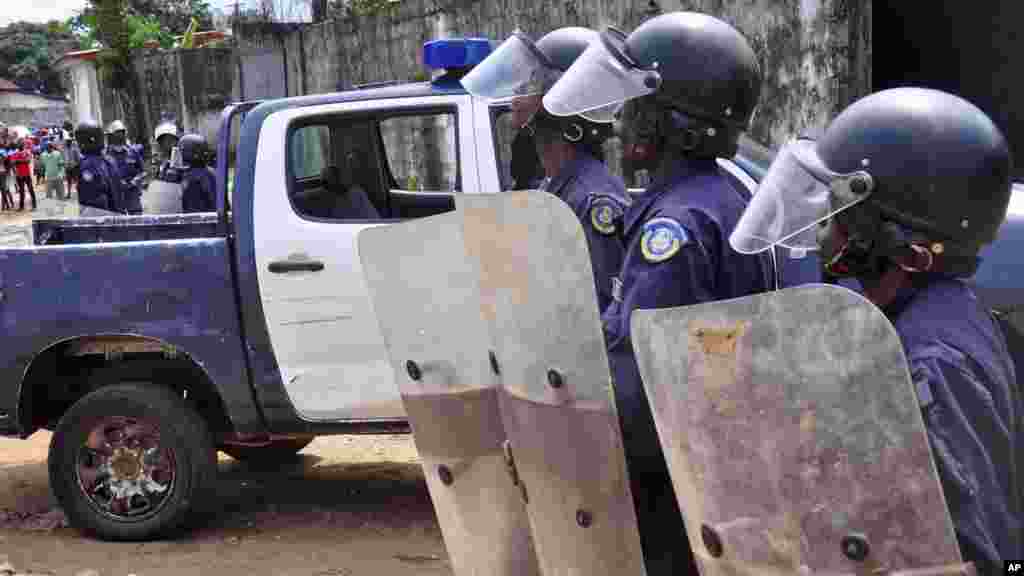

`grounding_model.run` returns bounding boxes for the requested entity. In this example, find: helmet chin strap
[819,208,940,285]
